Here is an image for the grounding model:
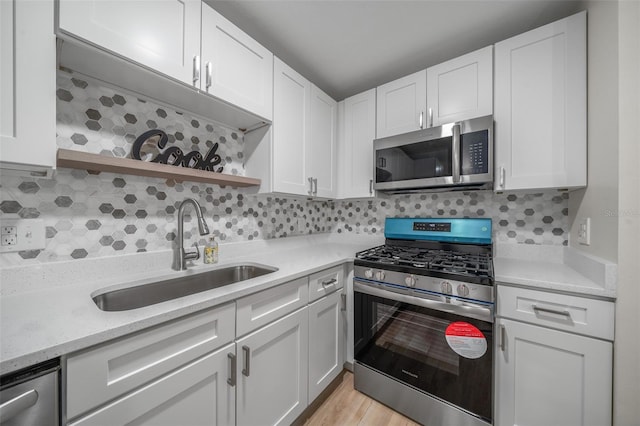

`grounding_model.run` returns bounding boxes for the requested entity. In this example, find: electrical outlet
[0,219,45,253]
[1,225,17,235]
[576,217,591,245]
[1,234,17,246]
